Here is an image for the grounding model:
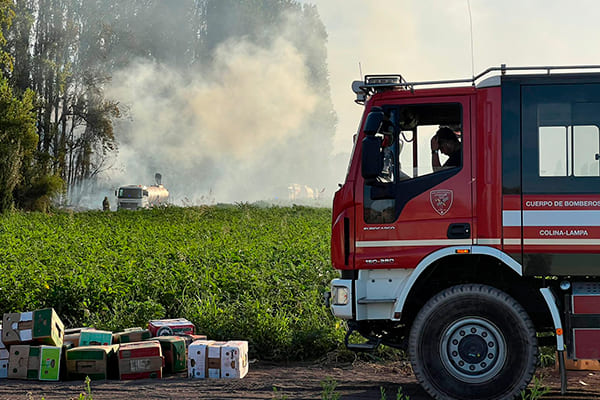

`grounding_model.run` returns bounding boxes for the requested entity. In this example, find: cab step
[344,325,381,352]
[346,341,380,351]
